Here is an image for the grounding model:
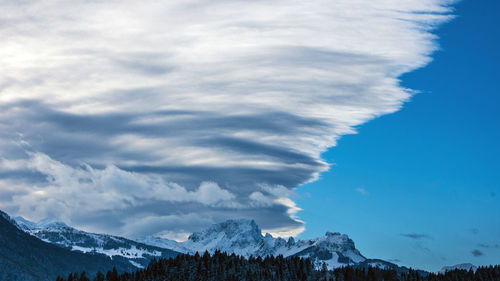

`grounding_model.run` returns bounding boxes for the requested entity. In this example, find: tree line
[56,251,500,281]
